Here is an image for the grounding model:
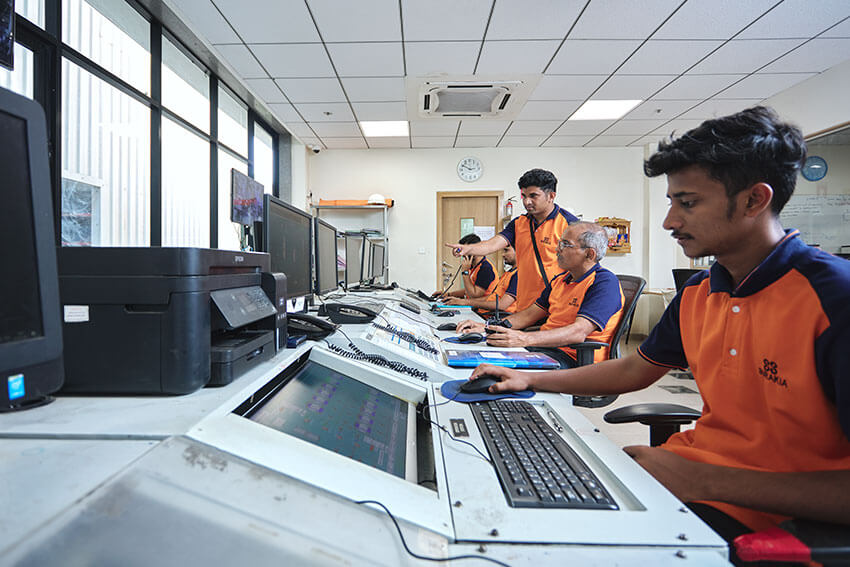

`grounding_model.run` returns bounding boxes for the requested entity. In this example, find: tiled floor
[572,336,703,449]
